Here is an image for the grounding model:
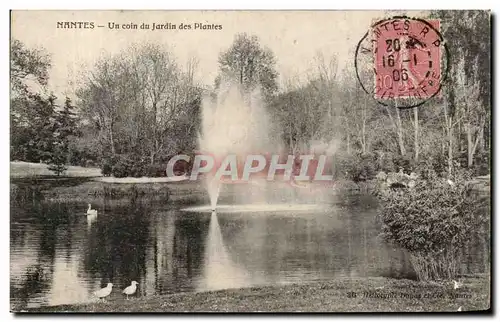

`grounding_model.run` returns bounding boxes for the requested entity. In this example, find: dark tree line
[11,40,80,175]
